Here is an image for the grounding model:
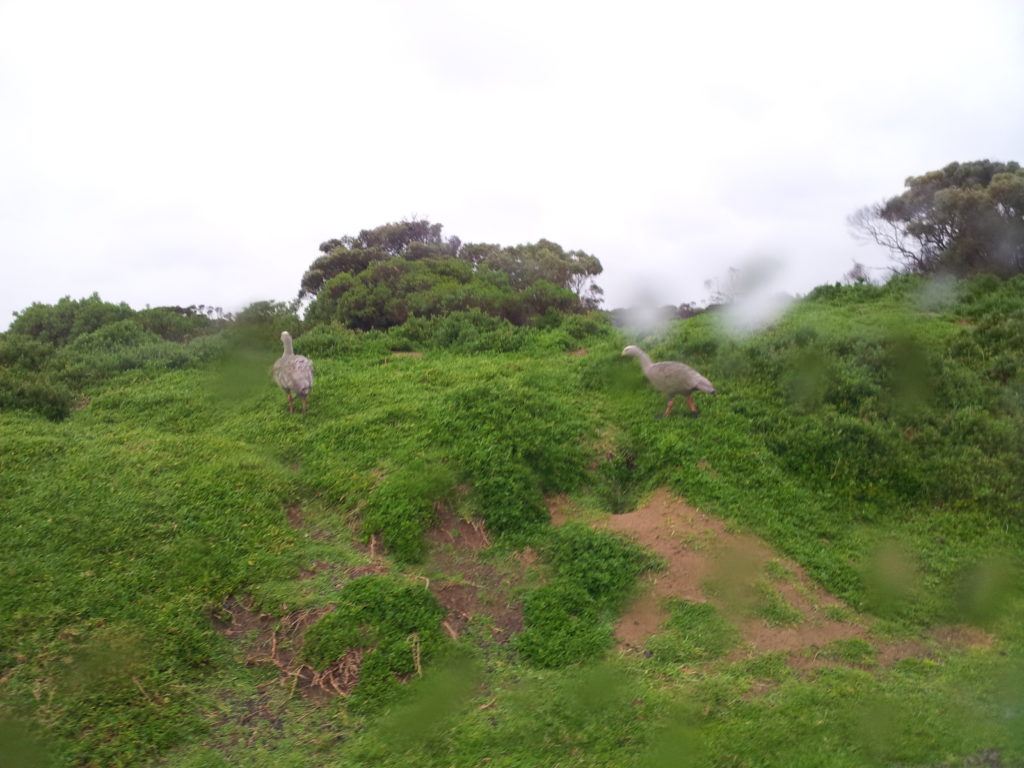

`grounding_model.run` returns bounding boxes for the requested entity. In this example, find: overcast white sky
[2,0,1022,330]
